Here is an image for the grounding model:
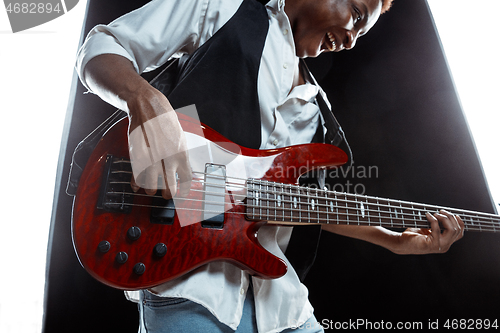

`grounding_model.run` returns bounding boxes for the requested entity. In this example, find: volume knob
[98,240,111,253]
[133,262,146,275]
[153,243,167,257]
[115,251,128,264]
[127,226,141,241]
